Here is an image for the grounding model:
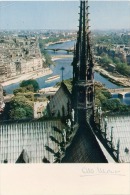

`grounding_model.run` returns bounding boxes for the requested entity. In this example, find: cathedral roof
[60,82,72,97]
[0,120,63,163]
[62,124,108,163]
[61,0,108,163]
